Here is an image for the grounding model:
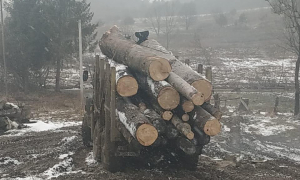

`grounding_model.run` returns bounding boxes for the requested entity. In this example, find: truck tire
[82,113,92,147]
